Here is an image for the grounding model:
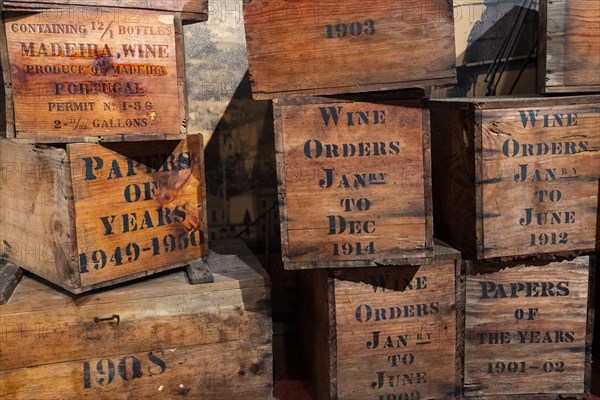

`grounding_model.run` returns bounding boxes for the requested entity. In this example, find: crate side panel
[543,0,600,92]
[0,140,78,288]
